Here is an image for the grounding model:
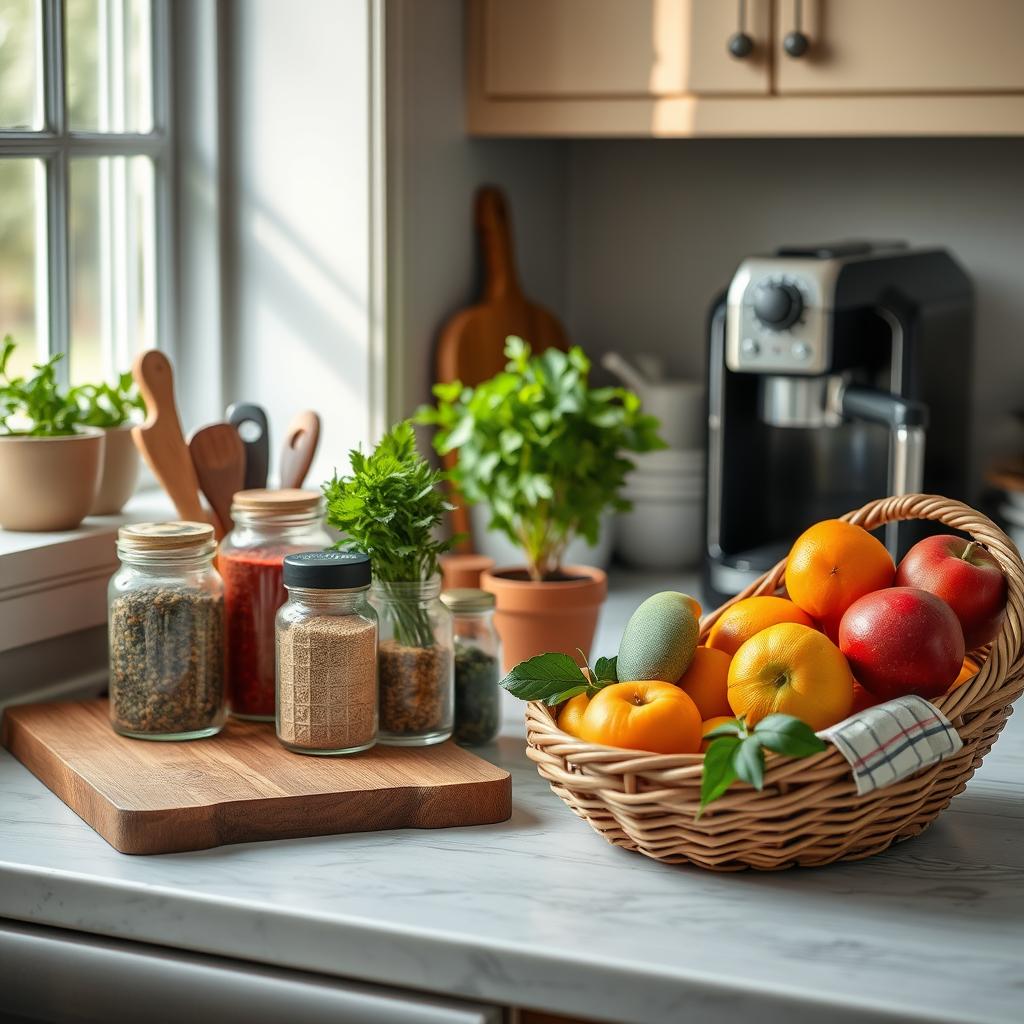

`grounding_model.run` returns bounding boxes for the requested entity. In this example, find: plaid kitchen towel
[818,695,963,796]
